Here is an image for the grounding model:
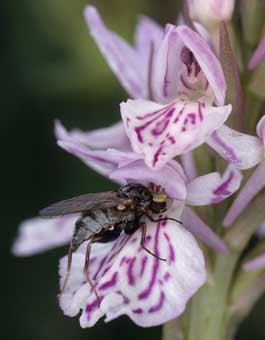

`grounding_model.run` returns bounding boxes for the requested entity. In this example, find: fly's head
[118,183,153,210]
[118,183,168,213]
[149,183,168,214]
